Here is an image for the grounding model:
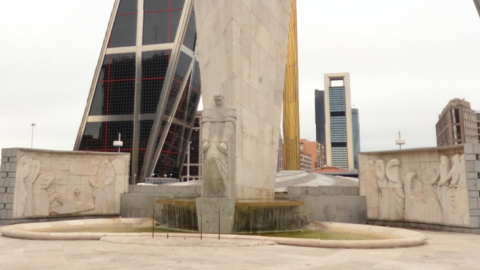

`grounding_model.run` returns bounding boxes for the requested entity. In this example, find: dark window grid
[101,54,136,116]
[174,80,190,120]
[142,51,171,78]
[144,7,182,44]
[117,0,138,14]
[183,11,197,51]
[160,124,183,175]
[144,0,184,11]
[80,121,133,152]
[164,78,184,116]
[108,14,137,48]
